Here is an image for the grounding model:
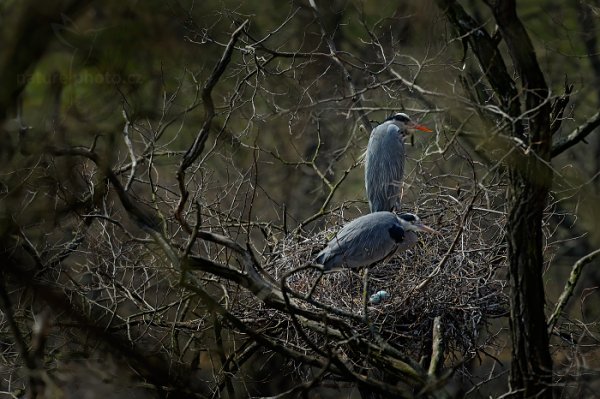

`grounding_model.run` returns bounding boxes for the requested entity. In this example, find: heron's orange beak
[412,123,433,132]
